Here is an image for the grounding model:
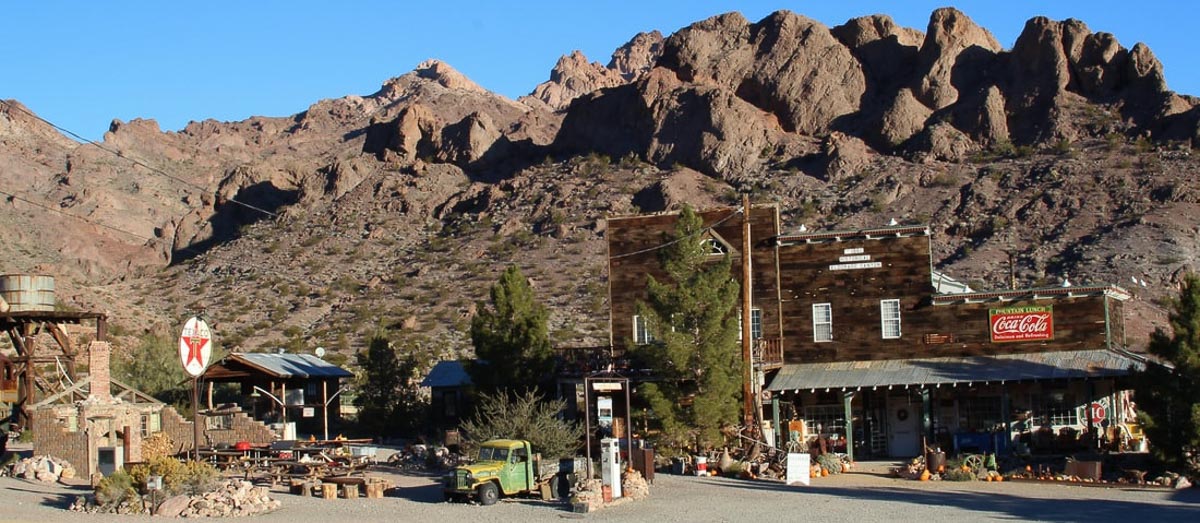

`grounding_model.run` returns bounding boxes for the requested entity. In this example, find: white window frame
[701,238,727,256]
[633,315,654,345]
[737,308,764,341]
[880,299,901,339]
[812,303,832,342]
